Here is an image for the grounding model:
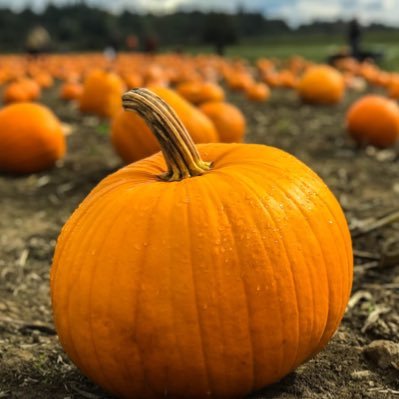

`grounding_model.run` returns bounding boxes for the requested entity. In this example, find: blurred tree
[203,13,238,55]
[0,3,396,53]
